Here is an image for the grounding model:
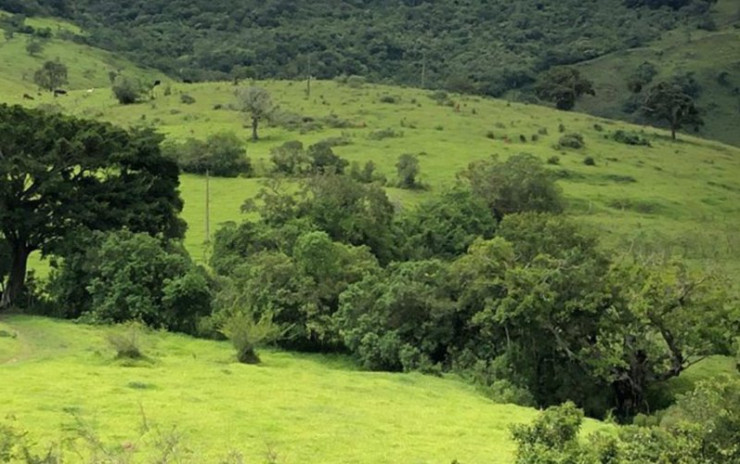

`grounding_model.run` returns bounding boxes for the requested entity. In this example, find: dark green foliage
[21,0,700,99]
[535,67,595,110]
[612,130,651,146]
[584,156,596,166]
[626,61,658,93]
[368,128,403,140]
[643,81,704,140]
[349,160,386,184]
[33,59,67,92]
[546,156,560,165]
[395,153,421,189]
[0,105,184,308]
[557,132,585,149]
[48,231,212,334]
[460,154,565,220]
[397,188,497,260]
[307,142,349,174]
[106,322,145,359]
[180,93,196,104]
[112,76,144,104]
[270,140,310,176]
[164,132,252,177]
[25,38,44,56]
[337,259,455,371]
[511,402,584,464]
